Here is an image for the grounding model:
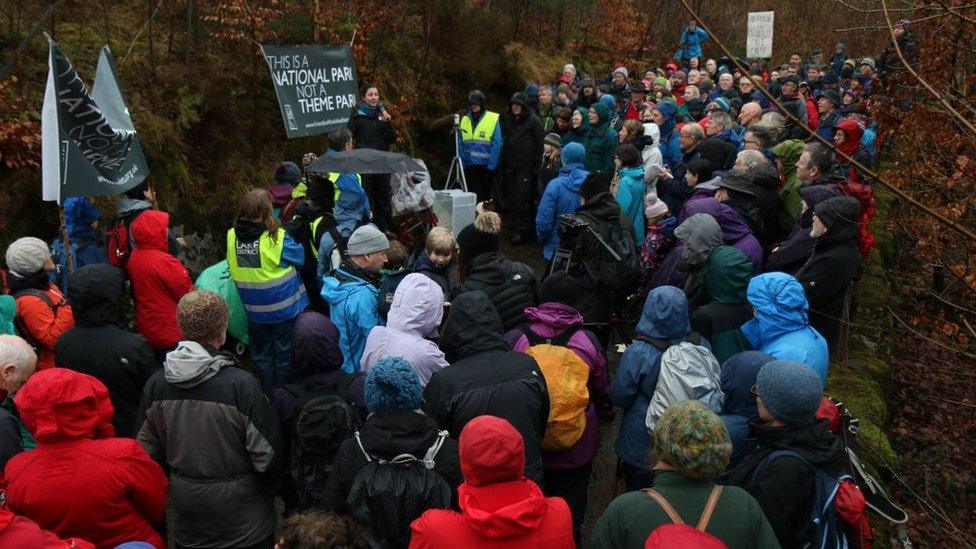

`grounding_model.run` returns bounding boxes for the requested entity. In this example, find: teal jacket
[616,166,646,245]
